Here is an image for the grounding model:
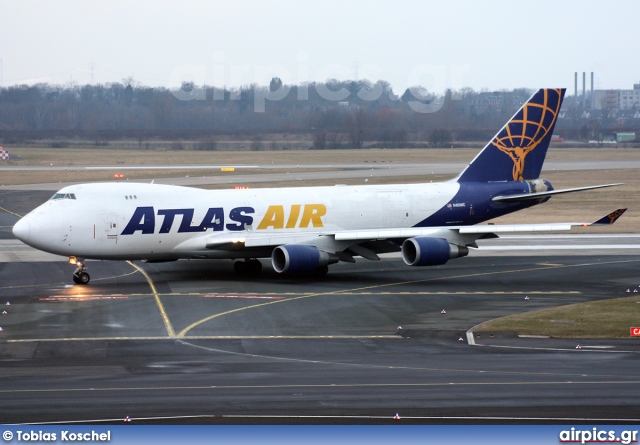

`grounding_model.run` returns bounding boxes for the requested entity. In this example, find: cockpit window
[50,193,77,200]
